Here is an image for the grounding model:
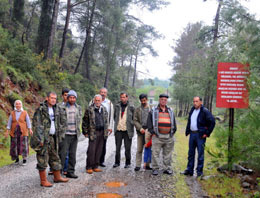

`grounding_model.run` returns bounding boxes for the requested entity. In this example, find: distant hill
[142,77,170,88]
